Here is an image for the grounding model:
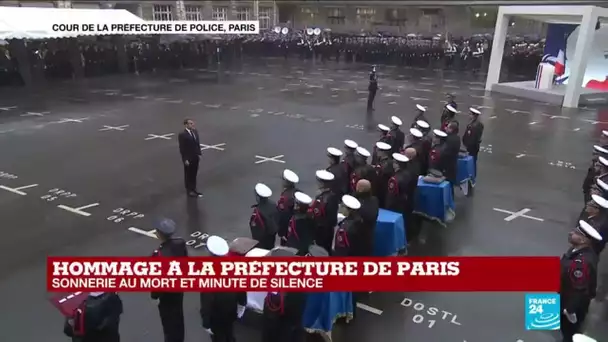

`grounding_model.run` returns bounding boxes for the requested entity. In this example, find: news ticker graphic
[525,293,560,330]
[50,21,259,35]
[47,257,560,292]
